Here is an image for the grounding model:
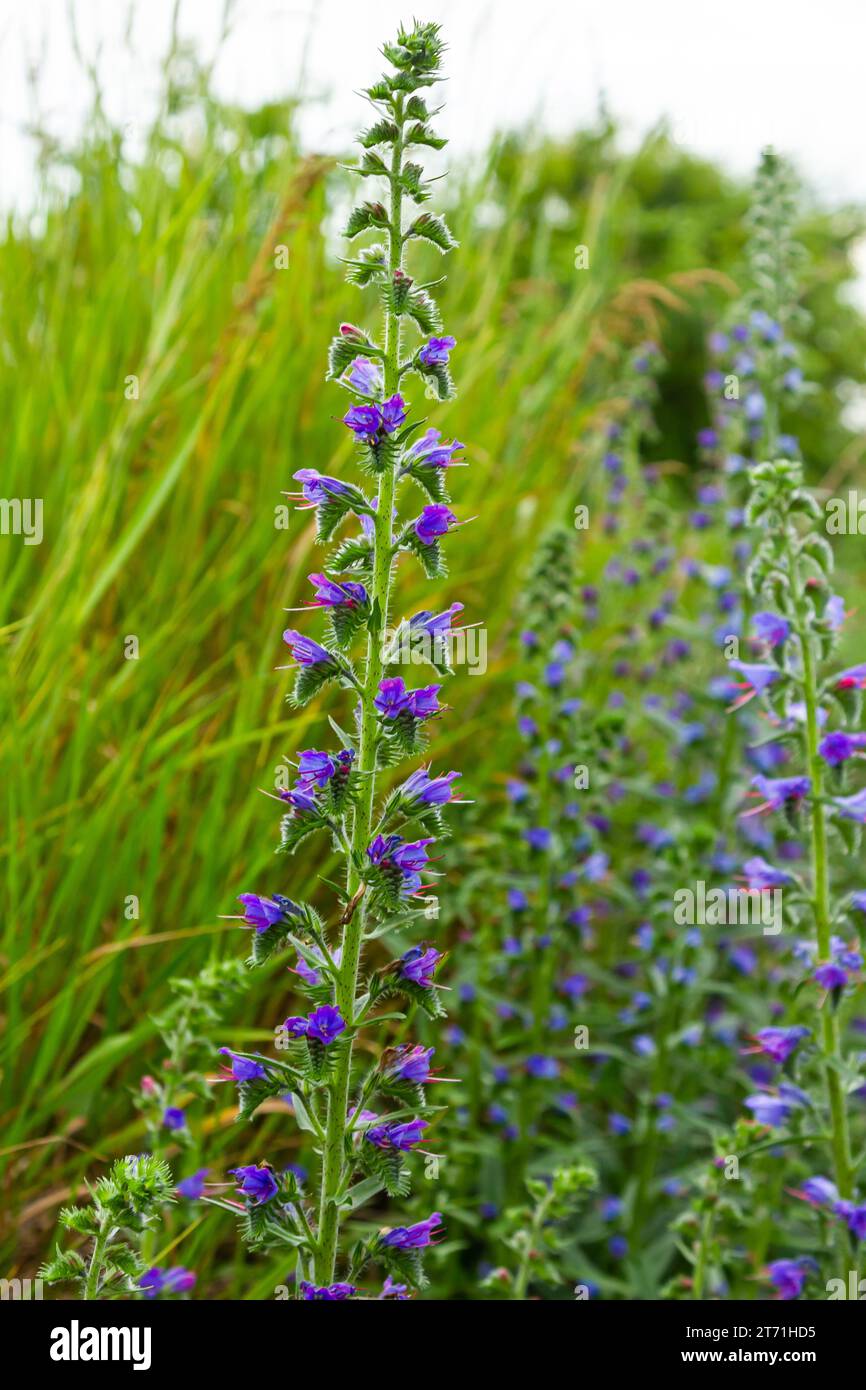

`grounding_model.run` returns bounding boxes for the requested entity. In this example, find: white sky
[1,0,865,211]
